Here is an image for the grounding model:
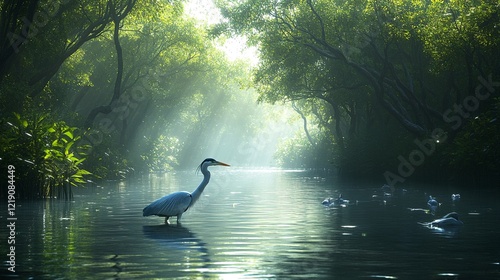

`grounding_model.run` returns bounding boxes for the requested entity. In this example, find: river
[1,169,499,279]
